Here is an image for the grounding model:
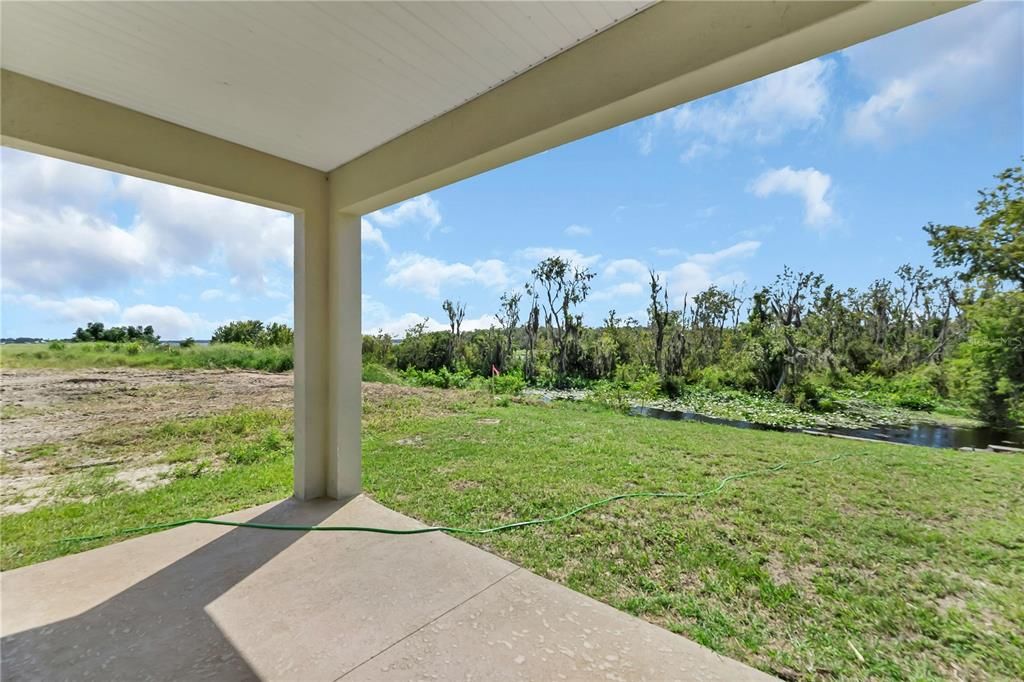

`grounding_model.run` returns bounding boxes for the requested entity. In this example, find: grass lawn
[1,342,294,372]
[2,388,1021,680]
